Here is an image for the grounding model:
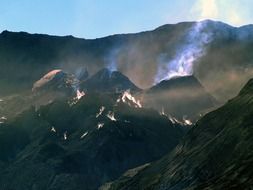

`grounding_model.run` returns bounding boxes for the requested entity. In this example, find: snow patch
[76,89,85,100]
[51,127,56,133]
[96,106,105,118]
[0,116,7,124]
[97,123,105,129]
[160,107,166,116]
[107,111,116,121]
[69,89,86,106]
[0,116,7,120]
[118,90,142,108]
[80,132,88,139]
[63,132,68,140]
[183,119,192,125]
